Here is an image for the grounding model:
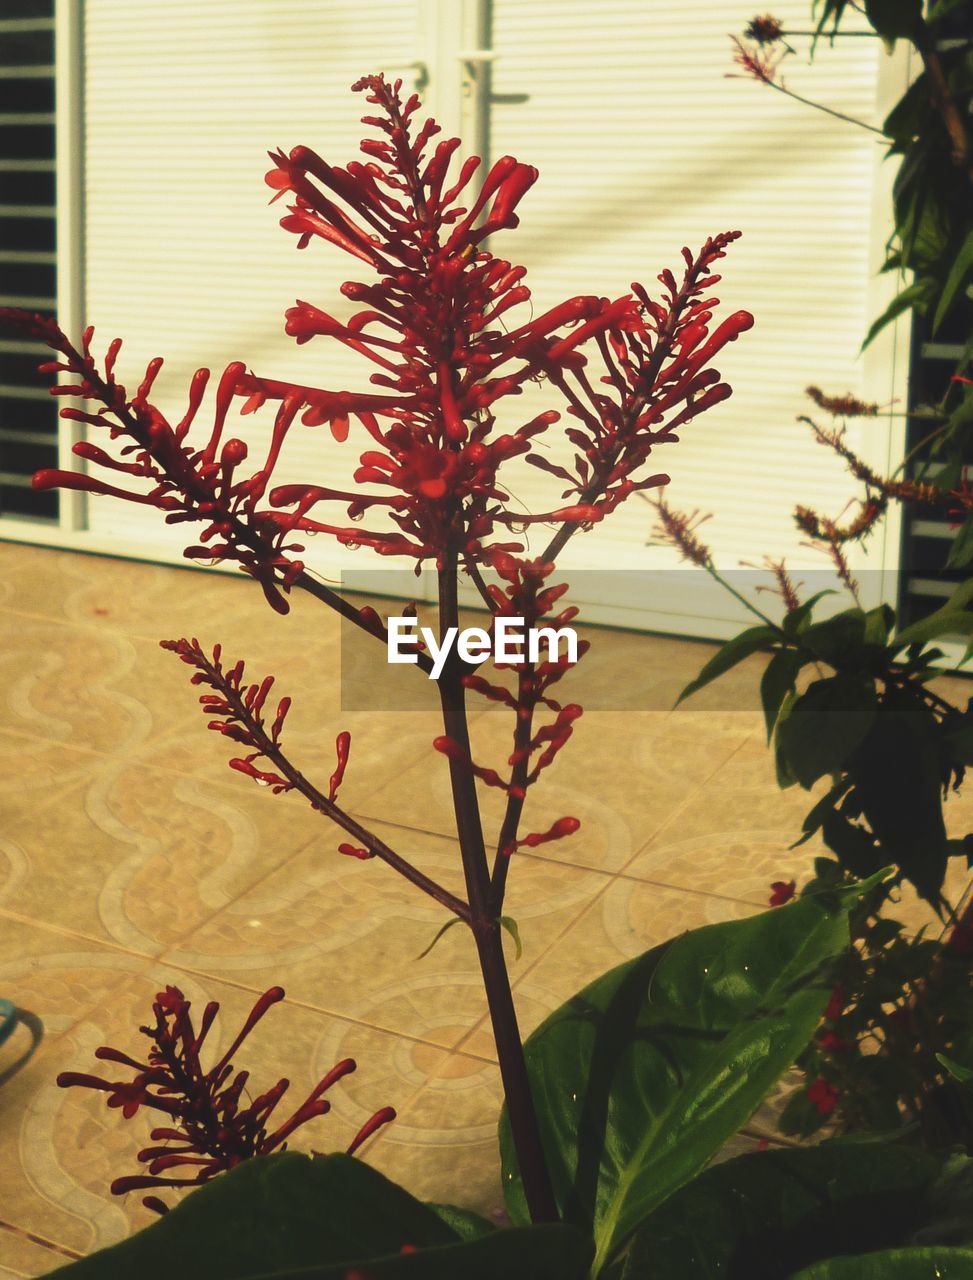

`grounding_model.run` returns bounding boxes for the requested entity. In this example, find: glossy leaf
[241,1225,593,1279]
[894,607,973,650]
[426,1203,497,1240]
[783,590,835,638]
[865,0,921,40]
[621,1142,942,1280]
[775,675,877,790]
[761,649,805,742]
[801,610,867,666]
[676,625,776,705]
[937,1054,973,1084]
[499,882,877,1276]
[792,1246,973,1278]
[849,694,948,902]
[862,279,934,350]
[934,228,973,334]
[47,1153,458,1279]
[947,518,973,570]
